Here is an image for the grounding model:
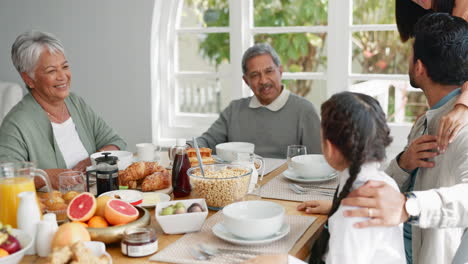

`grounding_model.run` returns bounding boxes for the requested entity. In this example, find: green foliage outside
[185,0,425,121]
